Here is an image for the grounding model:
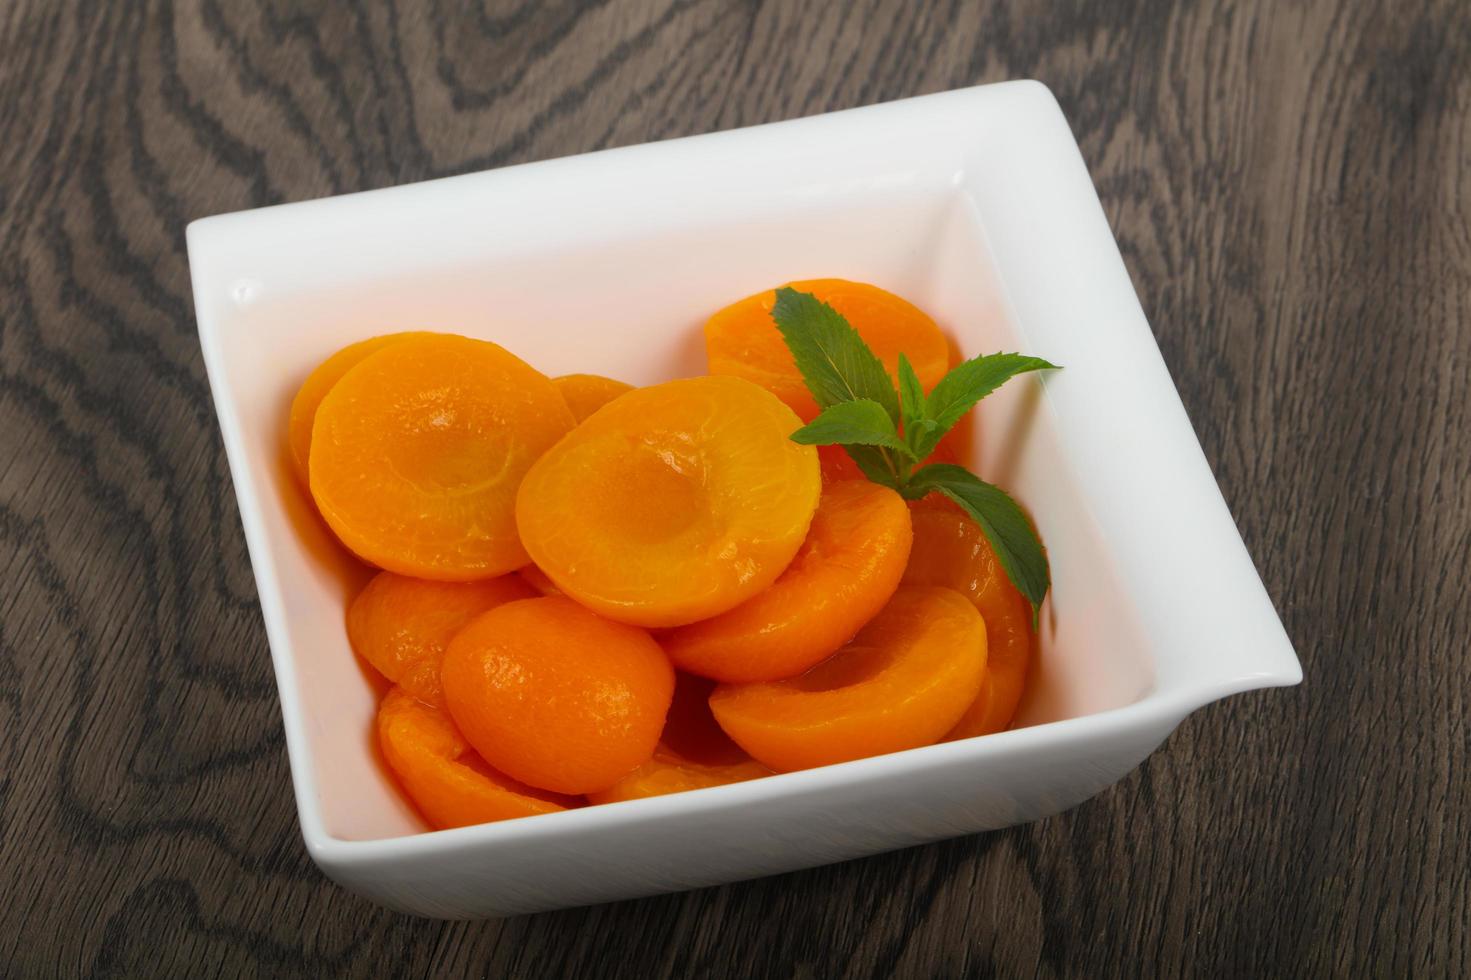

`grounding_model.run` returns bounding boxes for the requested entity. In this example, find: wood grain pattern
[2,1,1468,976]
